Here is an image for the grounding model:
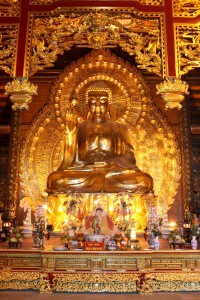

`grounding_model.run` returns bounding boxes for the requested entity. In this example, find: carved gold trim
[0,25,18,76]
[31,0,59,3]
[1,250,200,294]
[137,0,163,4]
[176,23,200,76]
[173,0,200,17]
[0,271,41,291]
[52,272,138,293]
[0,0,20,17]
[151,271,200,292]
